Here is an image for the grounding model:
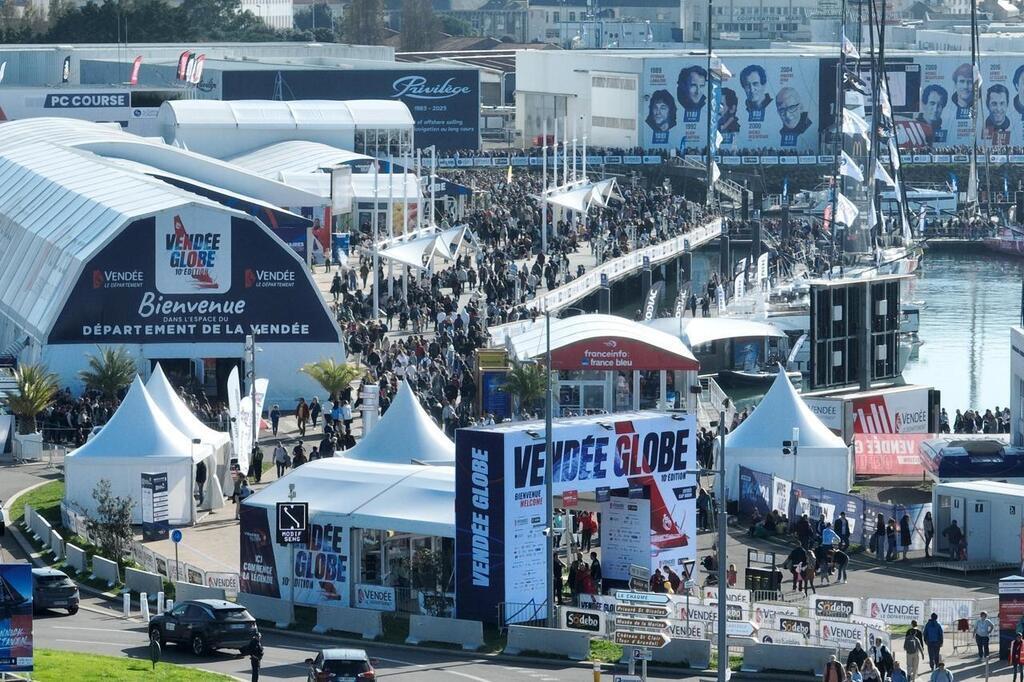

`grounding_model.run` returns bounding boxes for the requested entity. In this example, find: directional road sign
[615,616,670,632]
[613,631,670,648]
[725,620,757,637]
[632,648,653,661]
[628,577,648,591]
[614,590,671,605]
[614,603,672,618]
[276,502,309,545]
